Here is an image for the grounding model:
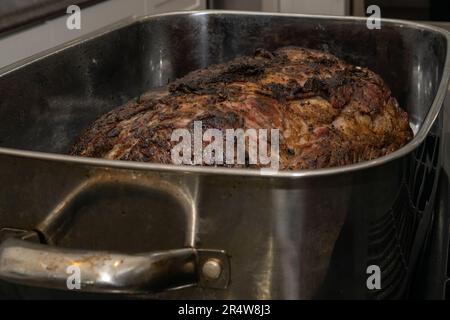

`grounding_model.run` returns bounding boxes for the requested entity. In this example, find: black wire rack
[368,119,442,299]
